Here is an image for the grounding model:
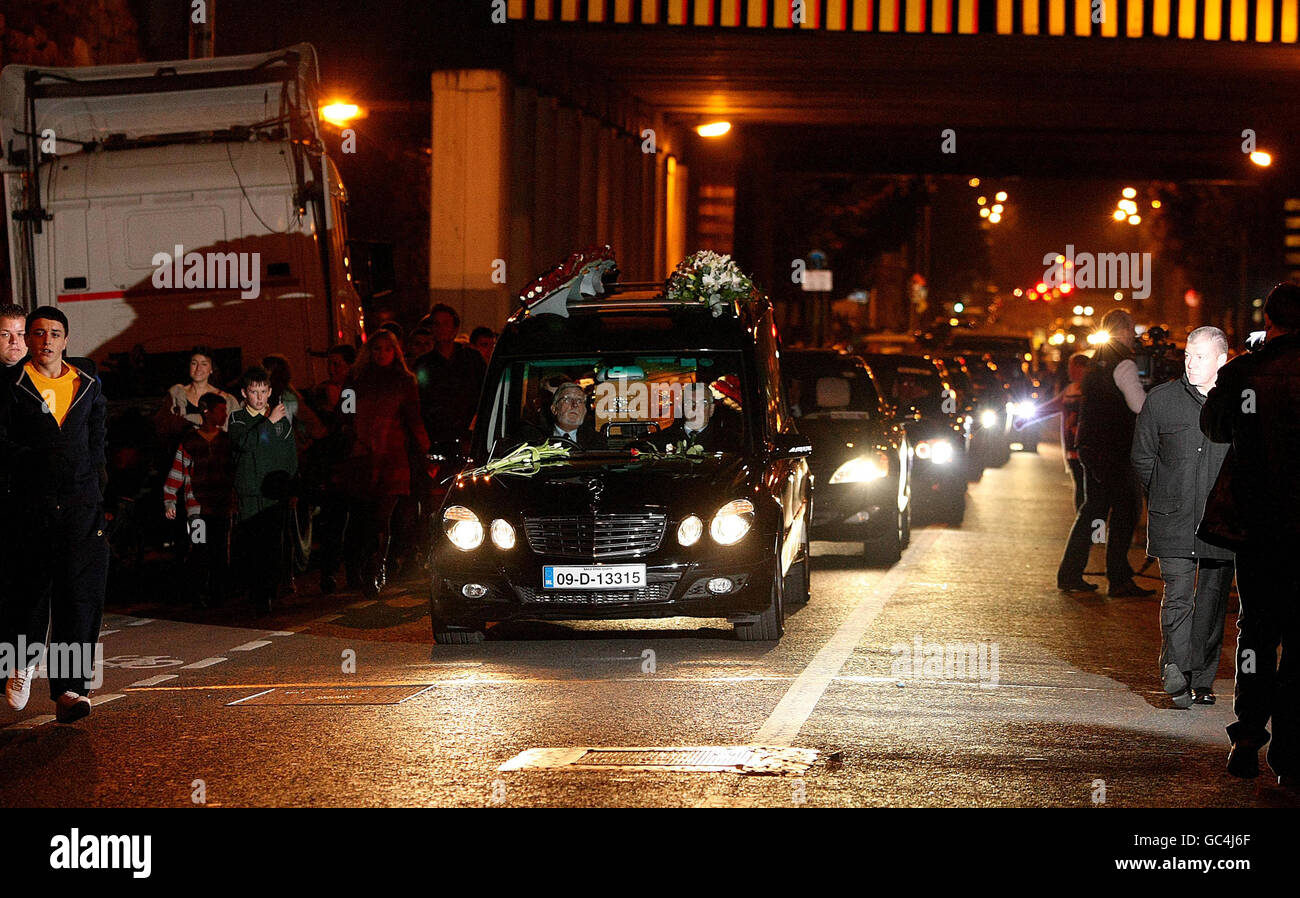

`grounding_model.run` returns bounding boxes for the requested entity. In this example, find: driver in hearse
[650,382,739,453]
[518,381,607,449]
